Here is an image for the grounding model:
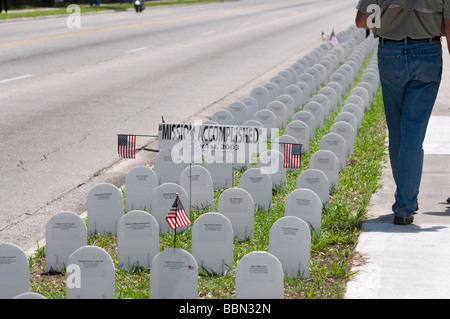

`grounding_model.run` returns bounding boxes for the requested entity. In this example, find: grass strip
[0,0,223,20]
[28,52,388,299]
